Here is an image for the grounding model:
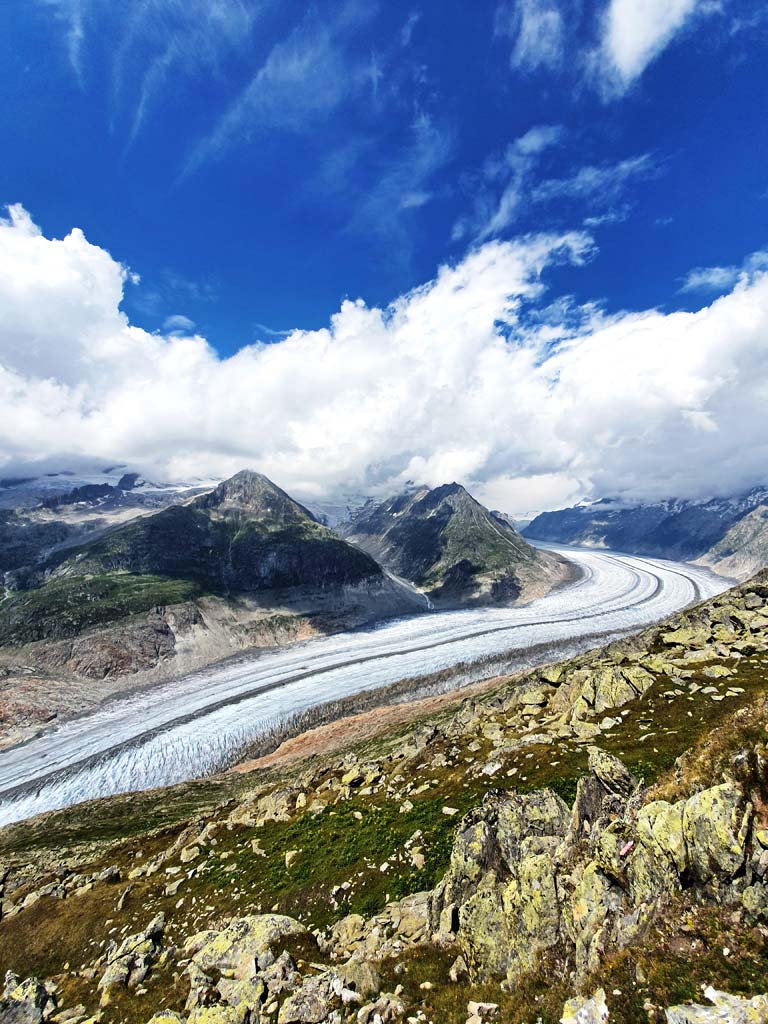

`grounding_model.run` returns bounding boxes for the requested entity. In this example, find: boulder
[665,987,768,1023]
[636,801,687,875]
[560,989,609,1023]
[97,913,164,1006]
[187,1008,244,1024]
[465,1002,499,1024]
[1,975,55,1024]
[356,993,404,1024]
[278,974,335,1024]
[682,784,752,882]
[334,962,379,1002]
[186,915,306,981]
[587,748,638,799]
